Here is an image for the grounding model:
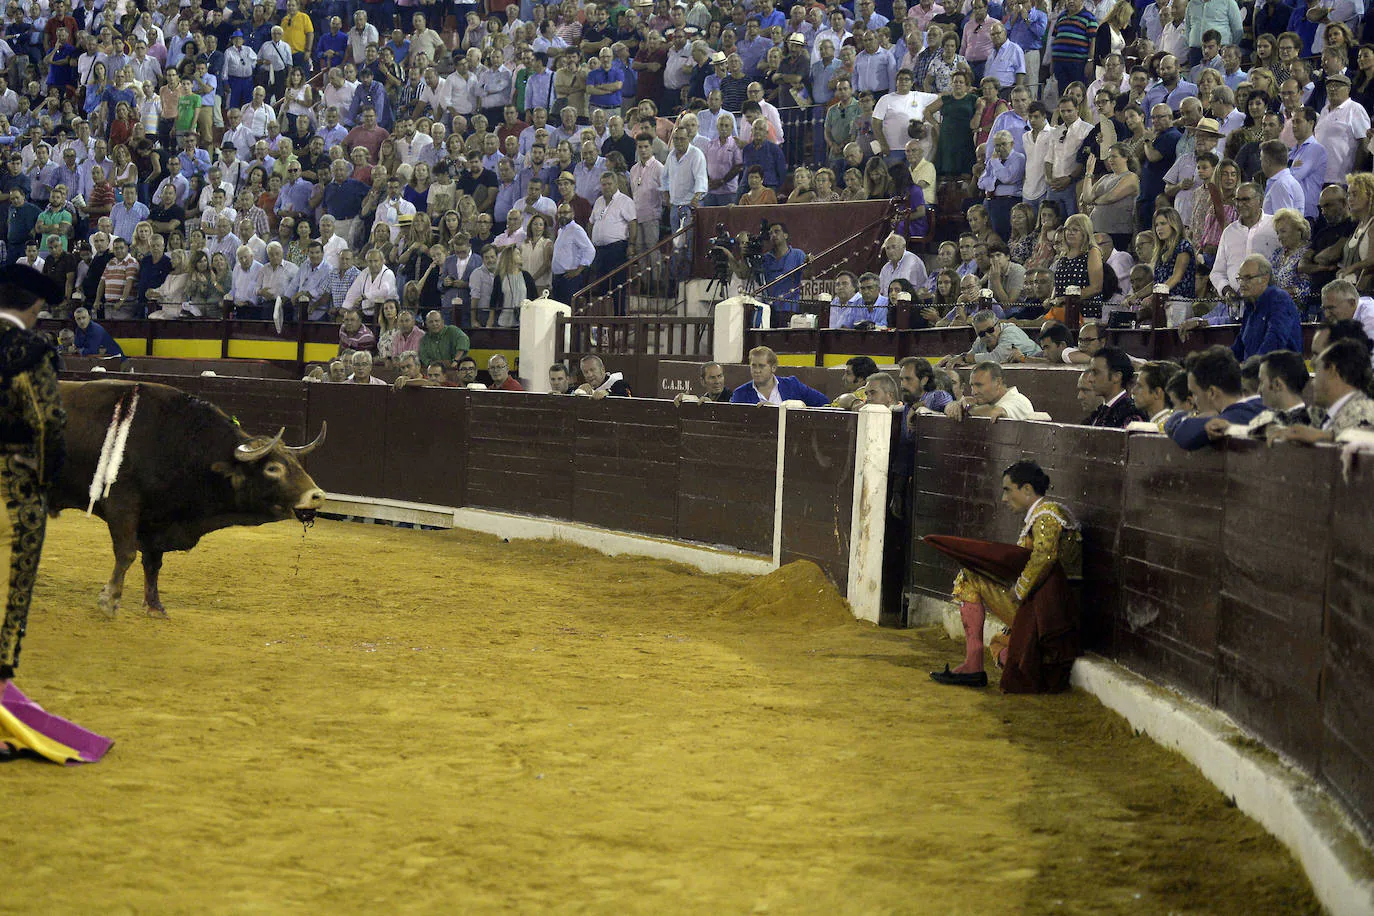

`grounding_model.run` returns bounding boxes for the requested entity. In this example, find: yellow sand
[2,517,1319,914]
